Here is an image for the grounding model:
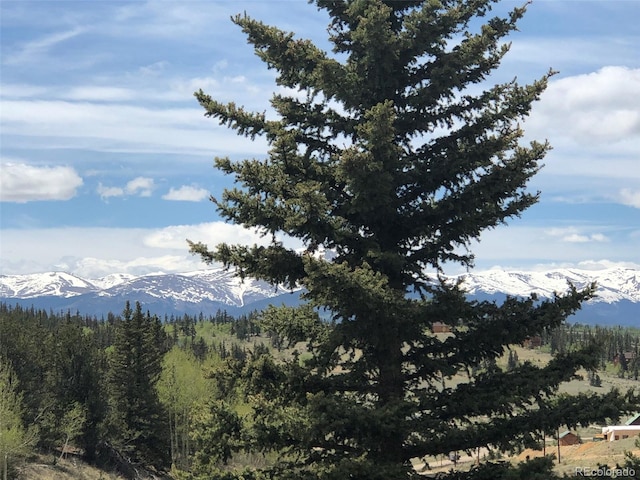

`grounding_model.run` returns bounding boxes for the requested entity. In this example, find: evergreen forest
[1,303,640,479]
